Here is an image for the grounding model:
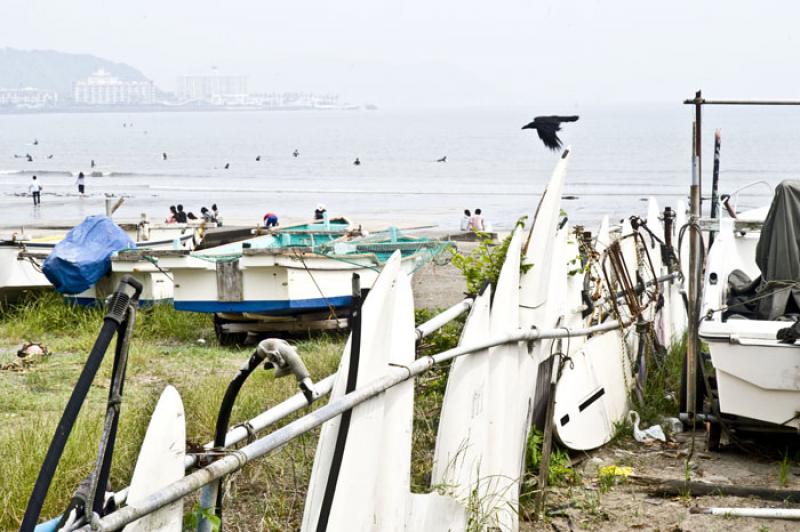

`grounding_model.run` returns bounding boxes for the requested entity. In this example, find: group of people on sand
[166,204,220,224]
[461,208,487,232]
